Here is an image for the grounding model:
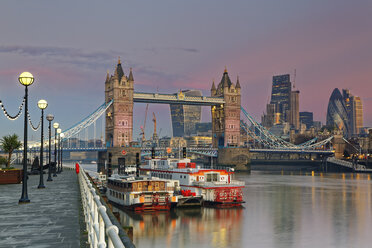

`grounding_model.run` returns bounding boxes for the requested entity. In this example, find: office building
[170,90,202,137]
[300,112,313,129]
[341,89,364,137]
[289,90,300,129]
[326,88,349,136]
[262,74,300,130]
